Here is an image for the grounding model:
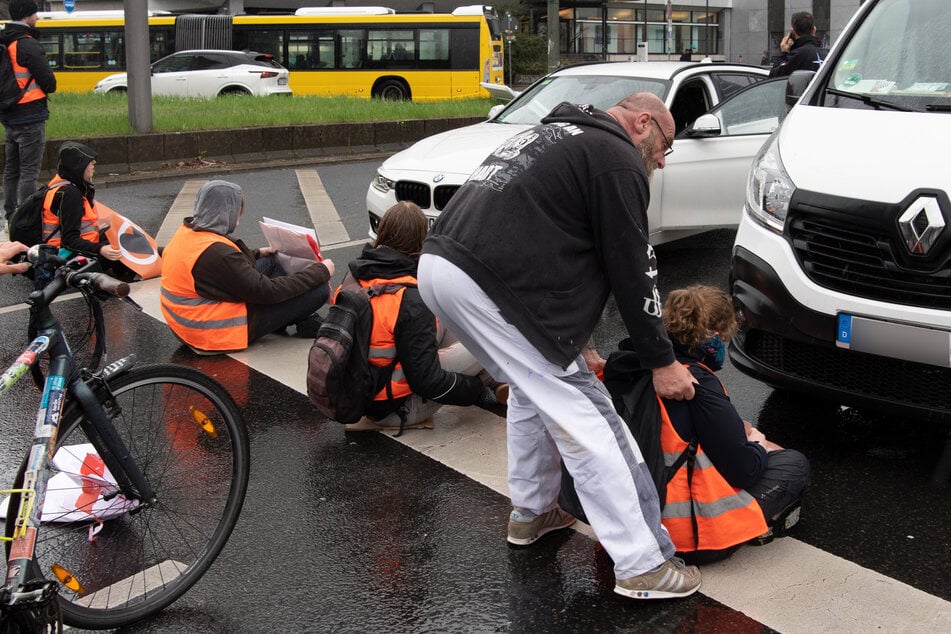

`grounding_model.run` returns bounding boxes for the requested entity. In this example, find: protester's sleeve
[21,37,56,94]
[55,189,101,256]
